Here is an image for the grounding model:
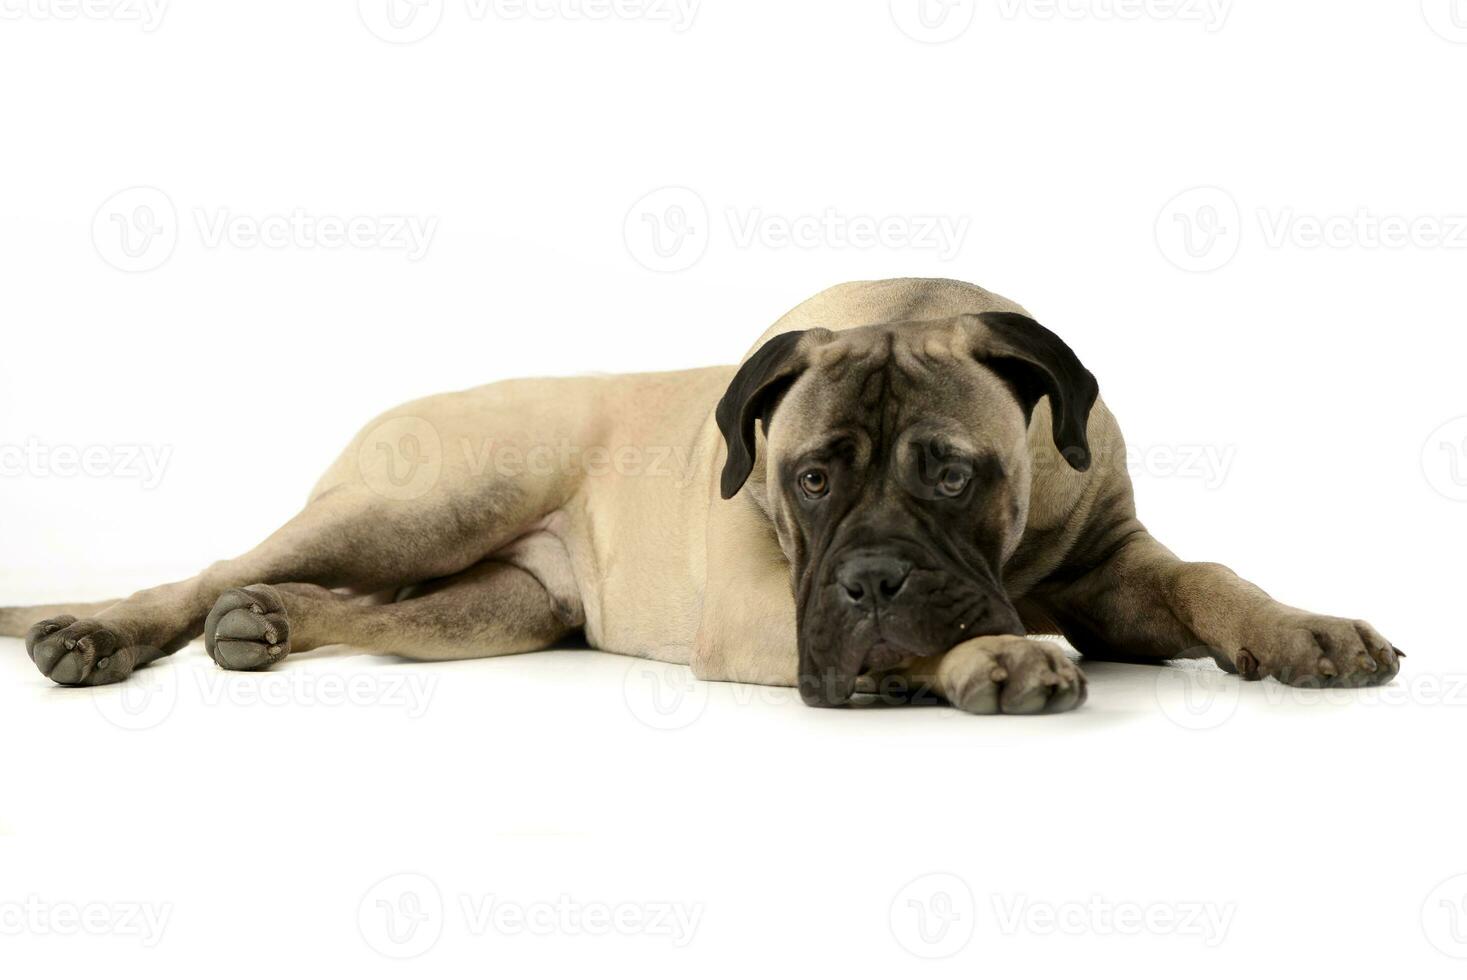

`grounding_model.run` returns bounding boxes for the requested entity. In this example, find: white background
[3,1,1466,975]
